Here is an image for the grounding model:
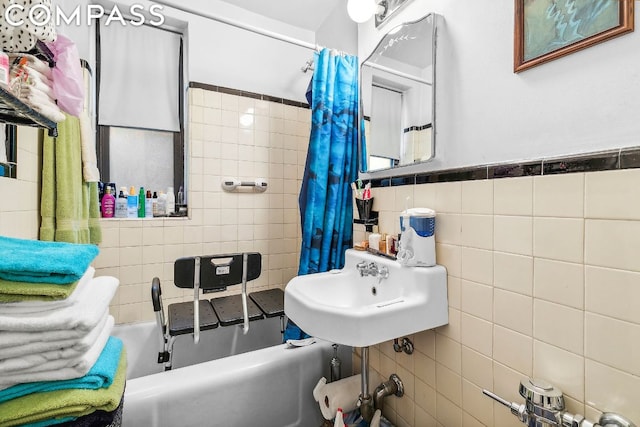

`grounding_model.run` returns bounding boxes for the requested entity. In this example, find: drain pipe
[360,347,375,422]
[373,374,404,415]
